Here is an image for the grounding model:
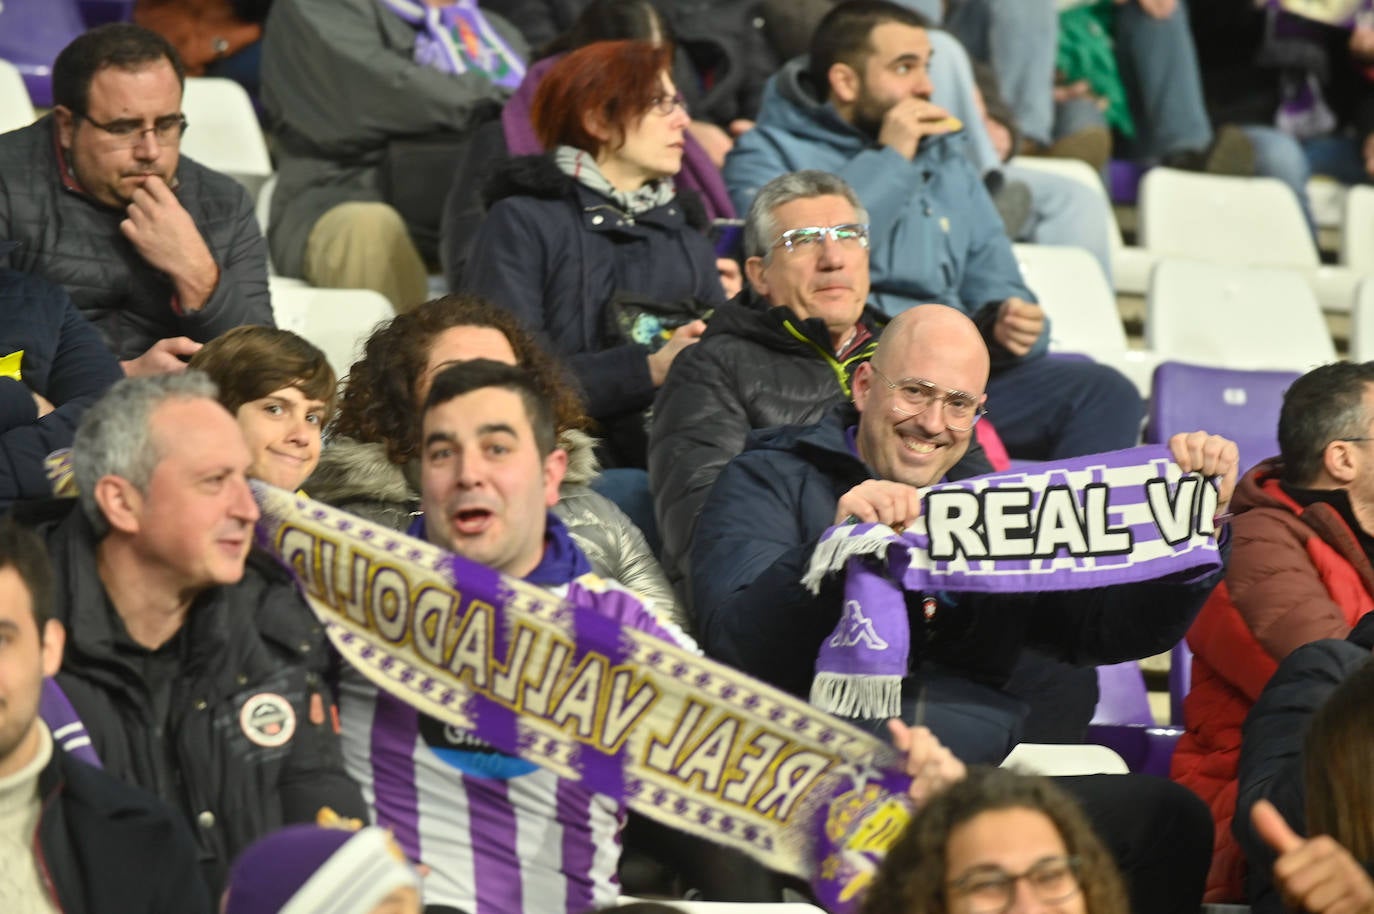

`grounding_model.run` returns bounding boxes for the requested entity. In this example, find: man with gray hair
[24,373,365,898]
[648,169,991,598]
